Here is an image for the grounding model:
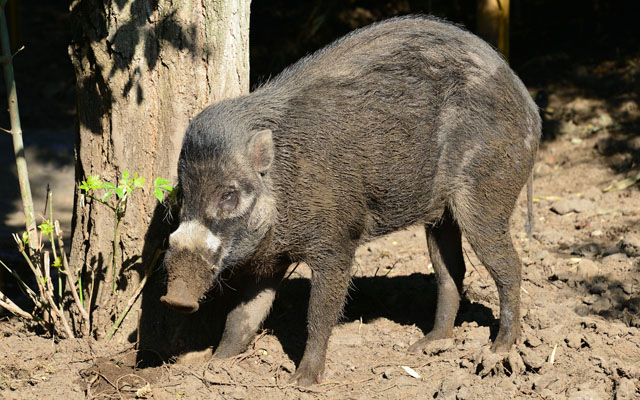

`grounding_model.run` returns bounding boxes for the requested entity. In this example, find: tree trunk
[69,0,250,342]
[477,0,510,61]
